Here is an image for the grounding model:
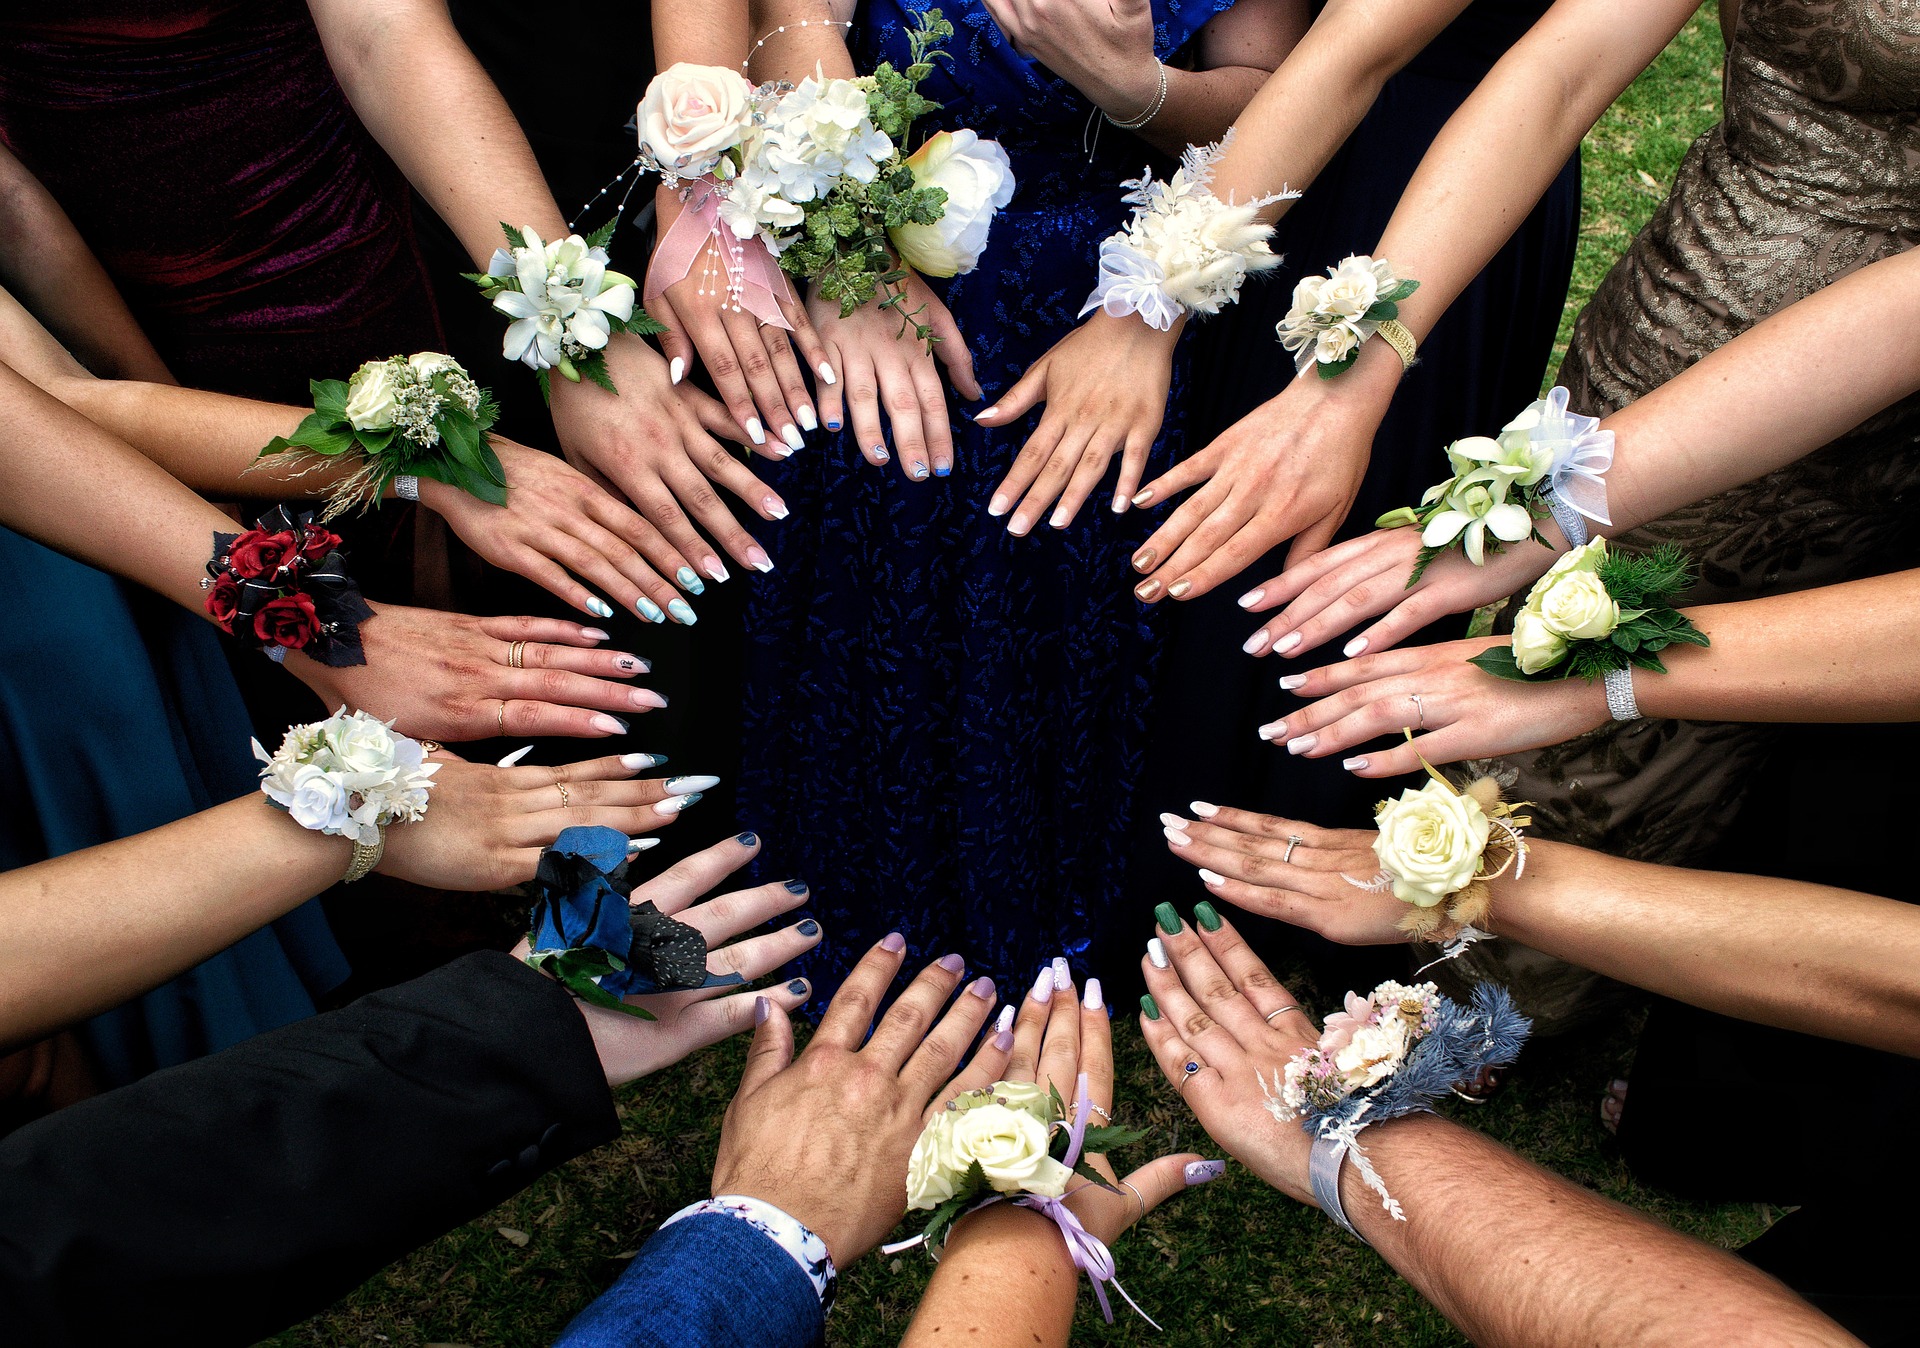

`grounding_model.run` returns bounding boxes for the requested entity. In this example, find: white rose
[905,1113,962,1210]
[947,1102,1058,1196]
[325,713,401,776]
[986,1079,1054,1124]
[1510,606,1569,675]
[1333,1016,1412,1090]
[636,63,754,175]
[343,358,401,431]
[406,351,462,381]
[1318,254,1382,322]
[1372,779,1491,908]
[1535,569,1619,641]
[1538,534,1609,584]
[1313,322,1359,365]
[278,763,353,835]
[889,130,1016,278]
